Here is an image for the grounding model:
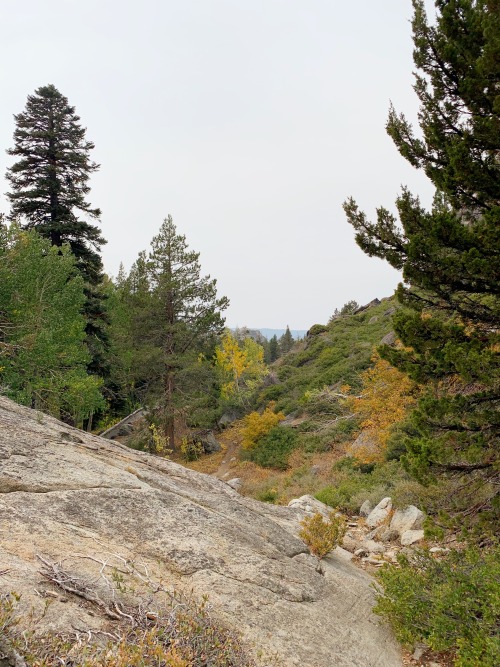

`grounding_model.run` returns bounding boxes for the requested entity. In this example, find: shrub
[375,545,500,667]
[299,511,347,561]
[241,405,285,450]
[255,488,279,503]
[307,324,329,337]
[1,583,255,667]
[246,426,298,470]
[314,460,410,513]
[180,436,204,462]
